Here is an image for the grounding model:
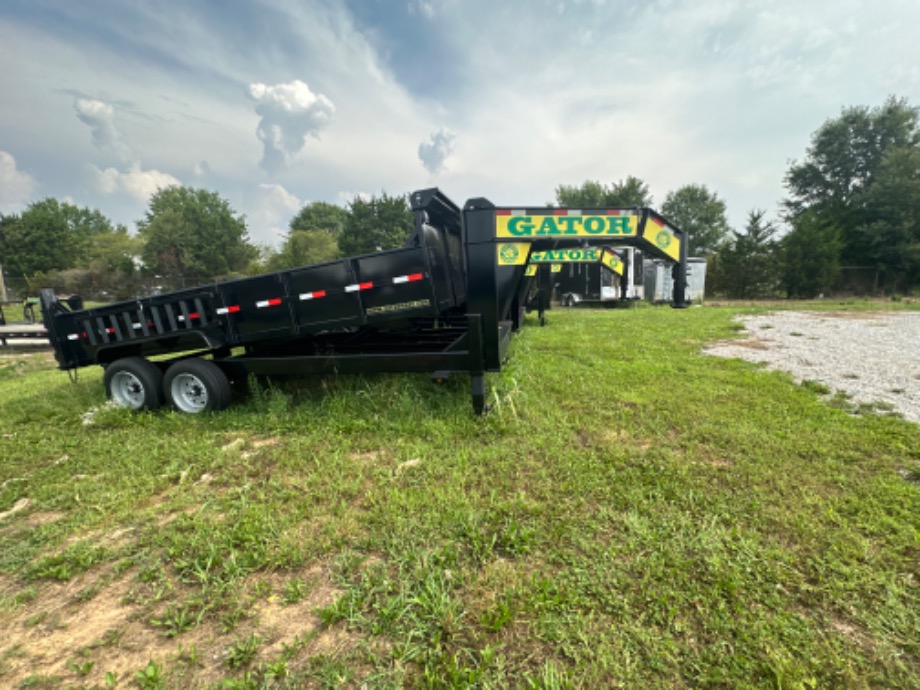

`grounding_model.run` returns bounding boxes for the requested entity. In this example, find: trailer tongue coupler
[40,188,688,415]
